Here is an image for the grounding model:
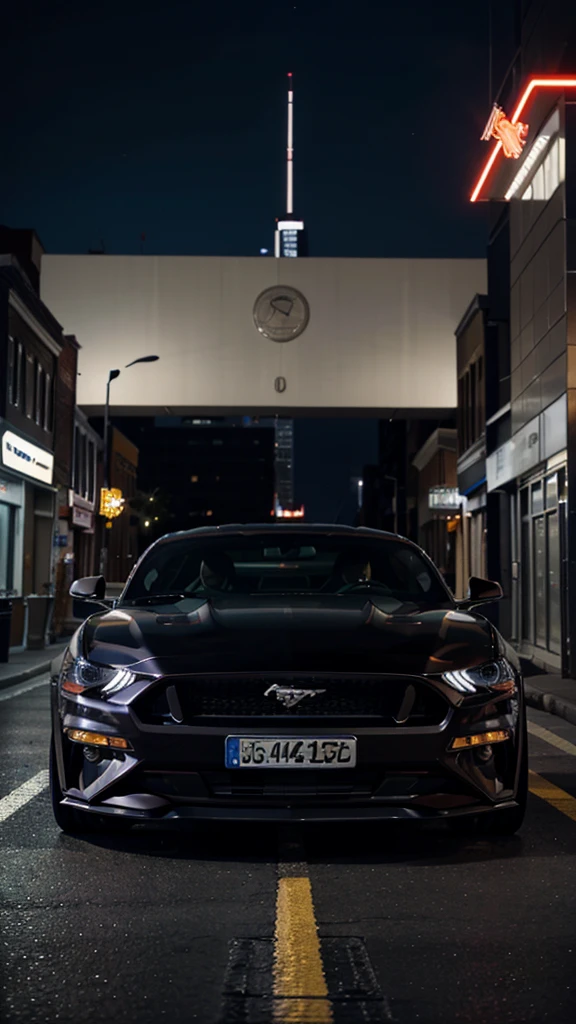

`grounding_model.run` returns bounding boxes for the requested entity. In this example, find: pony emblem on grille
[264,683,326,709]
